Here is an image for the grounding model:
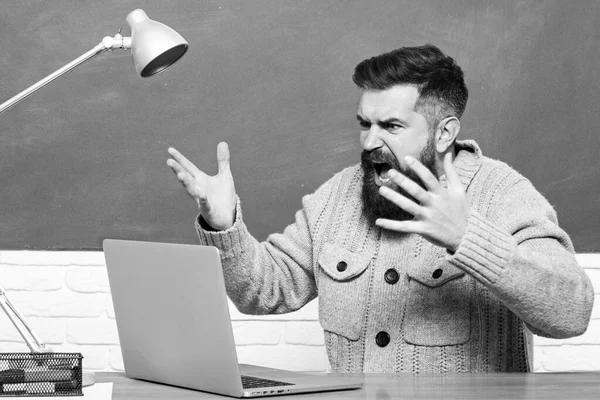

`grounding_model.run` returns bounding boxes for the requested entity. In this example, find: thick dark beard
[360,135,437,224]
